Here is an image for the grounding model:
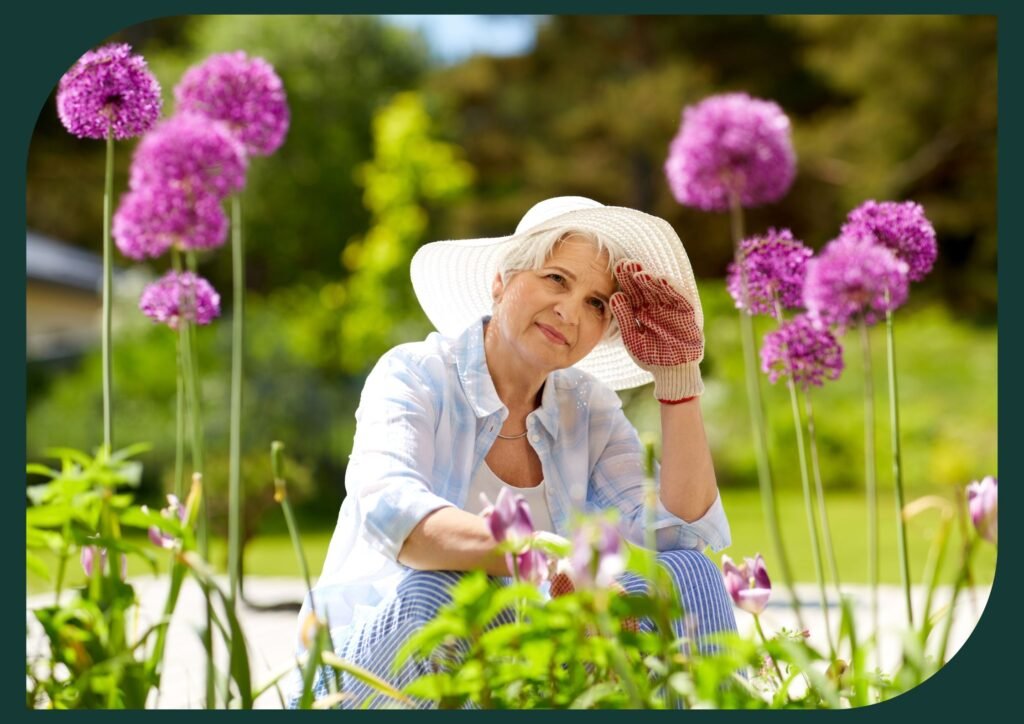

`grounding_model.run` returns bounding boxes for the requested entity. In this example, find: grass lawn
[28,487,995,596]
